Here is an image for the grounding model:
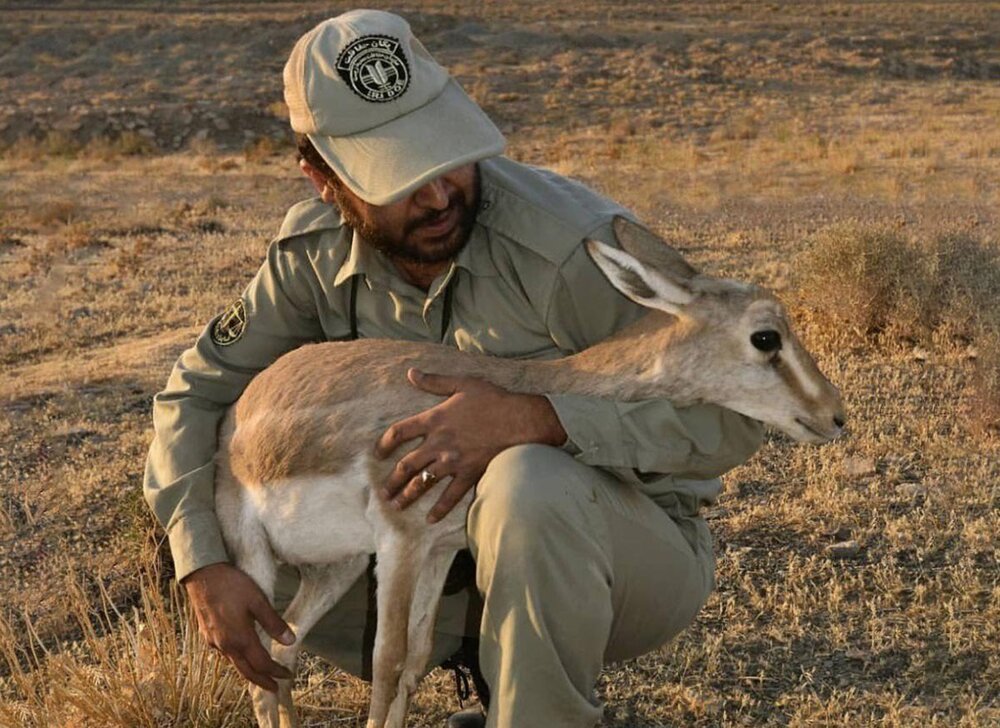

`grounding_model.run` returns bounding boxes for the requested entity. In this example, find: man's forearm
[545,393,763,480]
